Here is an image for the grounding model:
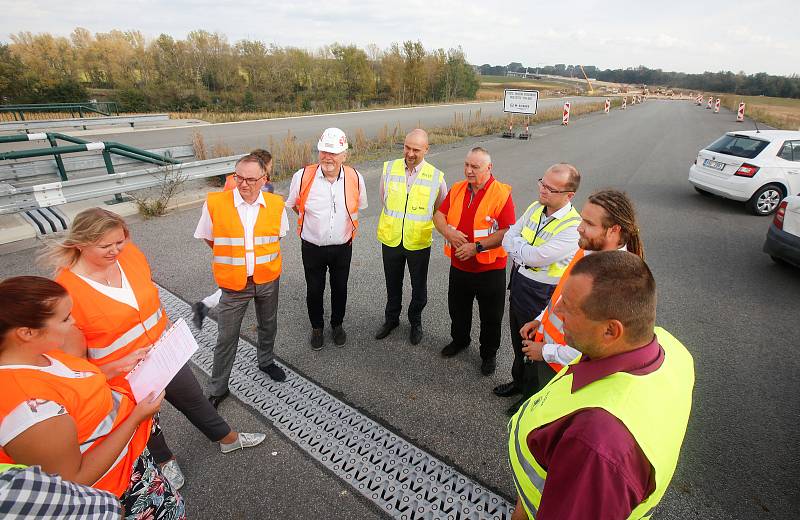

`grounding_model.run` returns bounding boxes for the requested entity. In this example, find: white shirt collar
[233,187,266,208]
[406,159,426,175]
[315,165,344,180]
[545,201,573,220]
[585,244,628,256]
